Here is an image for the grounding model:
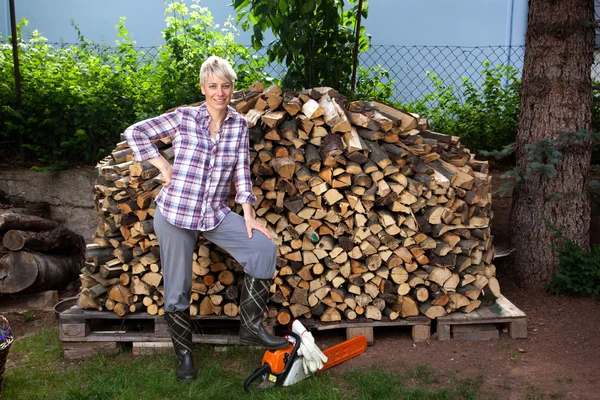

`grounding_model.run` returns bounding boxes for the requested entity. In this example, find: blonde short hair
[199,55,237,86]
